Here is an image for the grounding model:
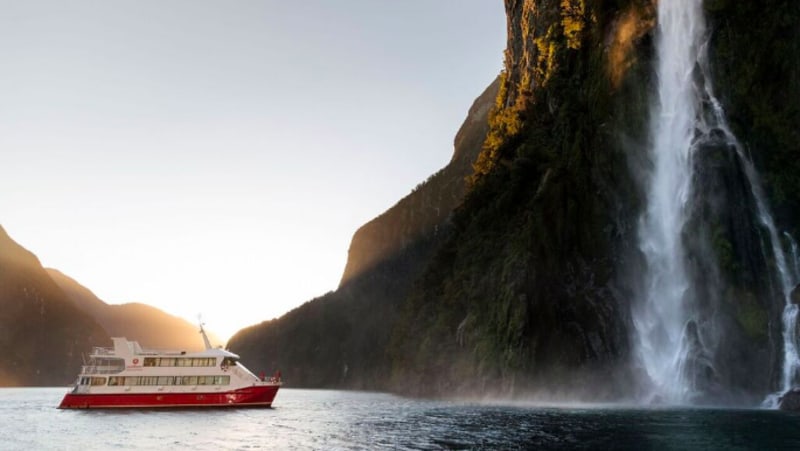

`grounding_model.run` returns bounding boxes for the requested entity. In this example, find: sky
[0,0,507,342]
